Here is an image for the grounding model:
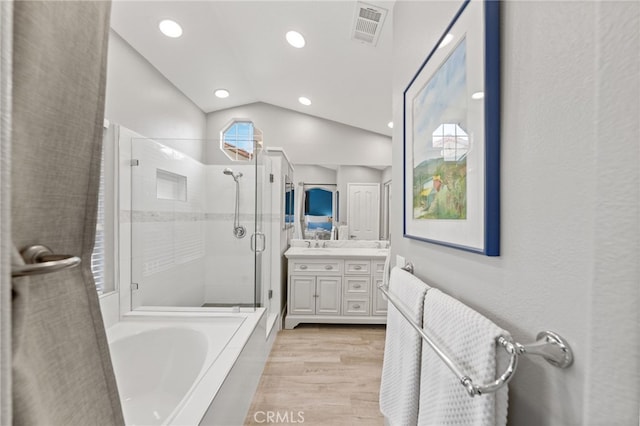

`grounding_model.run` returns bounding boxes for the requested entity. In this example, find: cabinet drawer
[344,276,370,295]
[373,260,386,276]
[342,298,369,315]
[291,259,343,274]
[344,260,370,275]
[343,298,370,316]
